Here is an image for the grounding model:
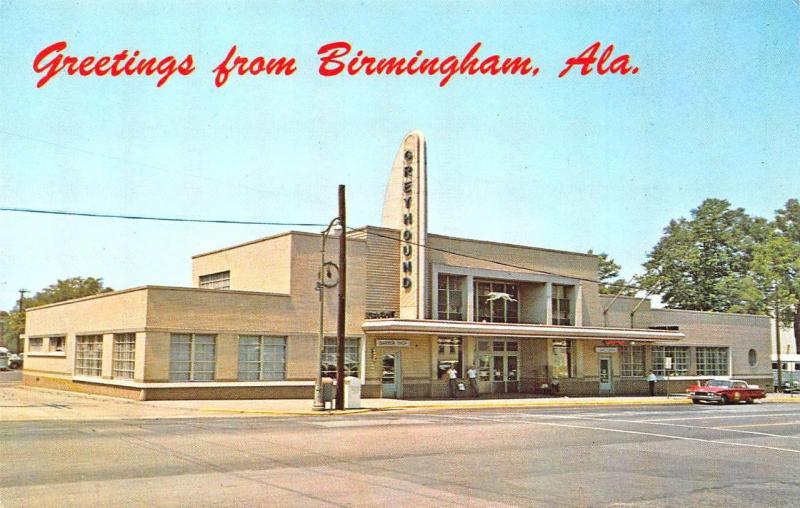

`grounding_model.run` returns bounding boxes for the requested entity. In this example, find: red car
[687,379,766,405]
